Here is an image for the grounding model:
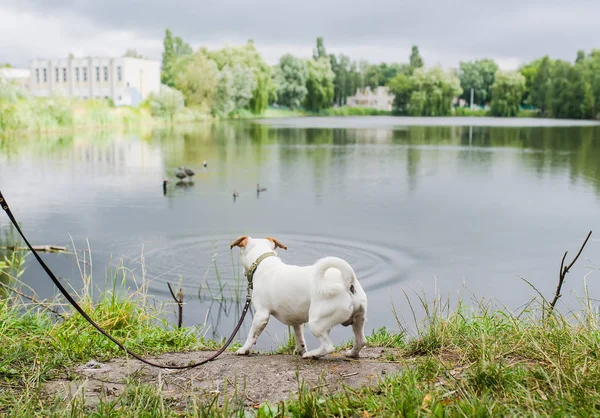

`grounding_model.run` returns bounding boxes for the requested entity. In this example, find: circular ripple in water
[137,233,419,301]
